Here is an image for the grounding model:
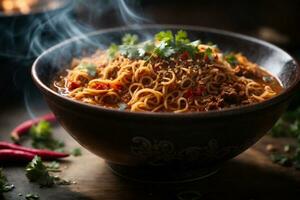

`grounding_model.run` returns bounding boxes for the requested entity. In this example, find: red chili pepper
[0,149,35,162]
[10,113,56,143]
[68,81,80,90]
[0,142,69,160]
[193,86,205,96]
[94,83,110,90]
[183,89,193,99]
[204,55,210,62]
[180,51,189,60]
[111,83,122,91]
